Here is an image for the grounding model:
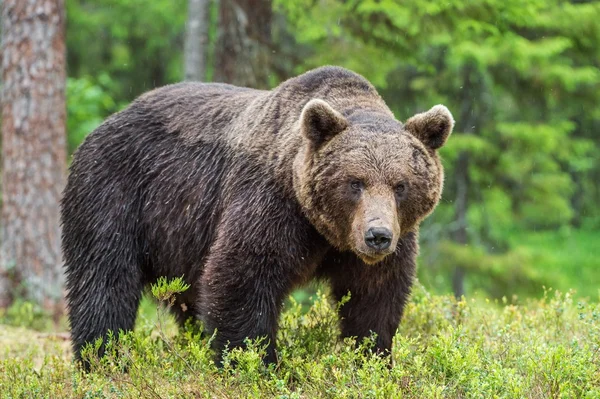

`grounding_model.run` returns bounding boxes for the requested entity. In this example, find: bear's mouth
[355,250,392,265]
